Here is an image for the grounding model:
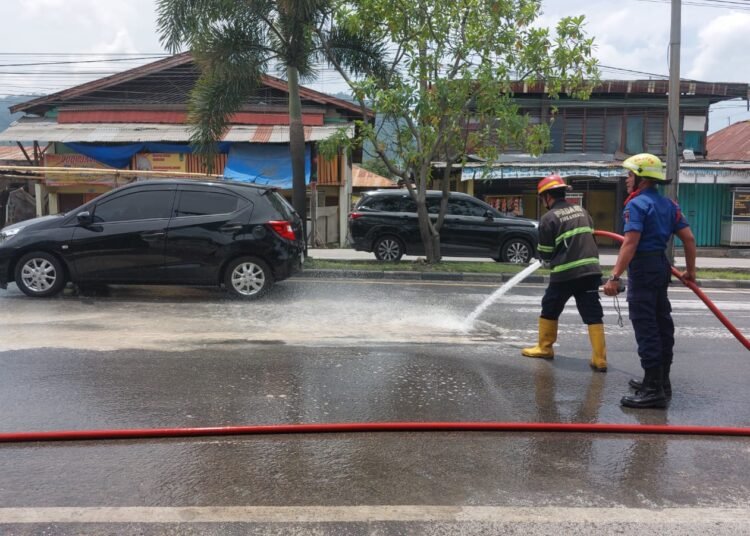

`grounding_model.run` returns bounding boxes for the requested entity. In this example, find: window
[426,197,442,214]
[93,190,174,223]
[585,114,605,152]
[605,116,623,153]
[626,115,645,154]
[176,191,242,217]
[400,197,417,212]
[362,196,404,212]
[448,198,488,217]
[266,190,295,219]
[645,114,666,154]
